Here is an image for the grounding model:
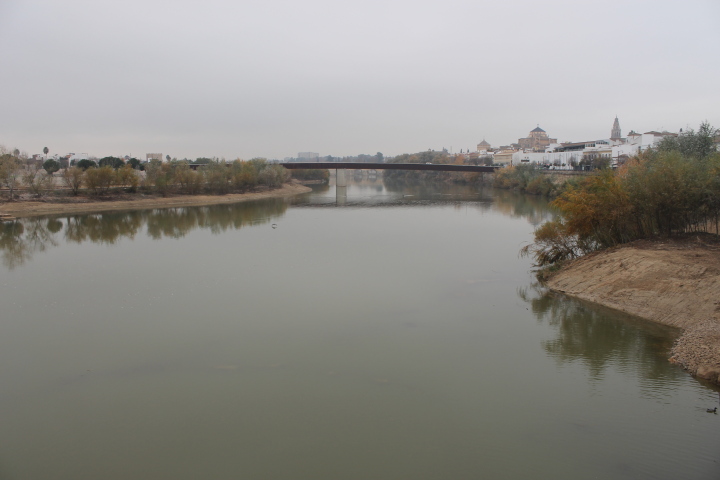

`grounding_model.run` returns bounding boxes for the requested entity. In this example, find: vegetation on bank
[492,164,559,196]
[0,152,291,199]
[522,123,720,267]
[383,150,562,195]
